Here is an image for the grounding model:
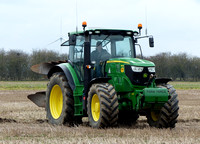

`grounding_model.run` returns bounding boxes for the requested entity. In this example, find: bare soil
[0,89,199,144]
